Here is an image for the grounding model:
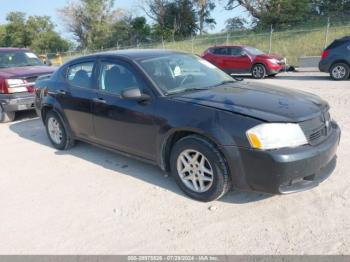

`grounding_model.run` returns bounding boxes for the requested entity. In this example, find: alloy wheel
[48,117,63,144]
[252,65,265,79]
[332,65,347,80]
[176,149,214,193]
